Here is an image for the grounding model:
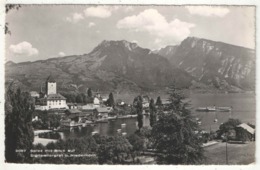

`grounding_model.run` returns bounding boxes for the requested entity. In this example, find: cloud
[66,13,84,23]
[117,9,195,43]
[58,52,66,57]
[84,6,113,18]
[186,6,230,17]
[154,38,162,44]
[132,40,138,43]
[88,22,96,28]
[9,41,39,56]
